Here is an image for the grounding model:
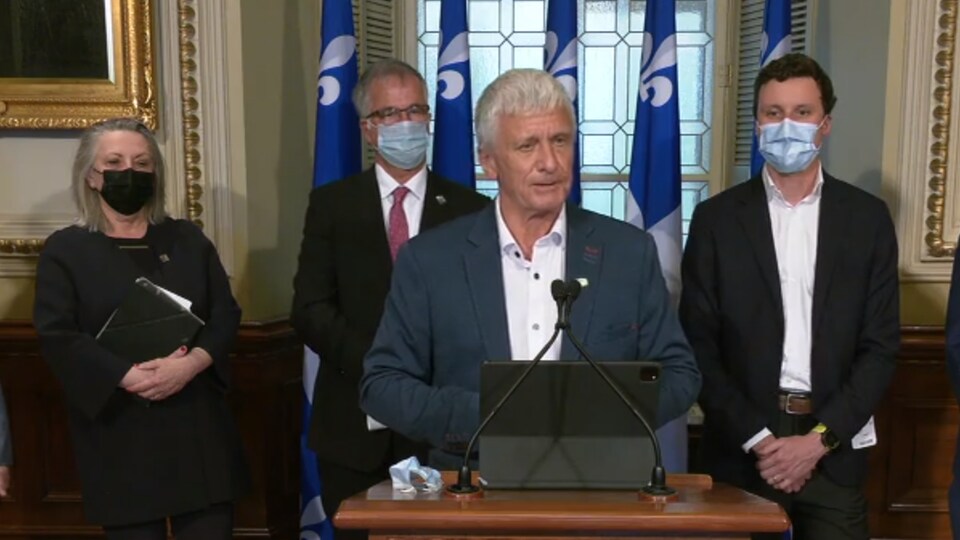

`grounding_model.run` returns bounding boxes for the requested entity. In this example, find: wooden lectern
[336,472,790,539]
